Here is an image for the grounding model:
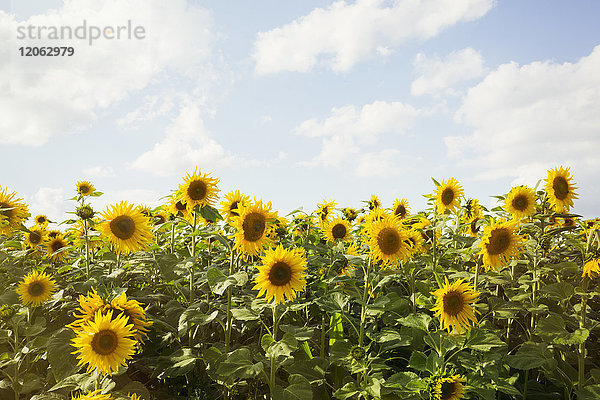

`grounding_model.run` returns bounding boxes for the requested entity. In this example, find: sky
[1,0,599,224]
